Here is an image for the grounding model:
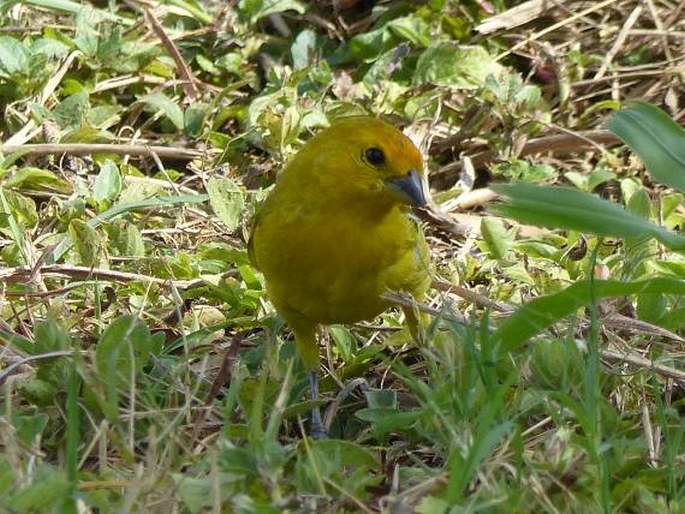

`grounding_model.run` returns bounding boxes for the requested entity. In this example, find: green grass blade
[491,183,685,250]
[608,101,685,194]
[493,277,685,352]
